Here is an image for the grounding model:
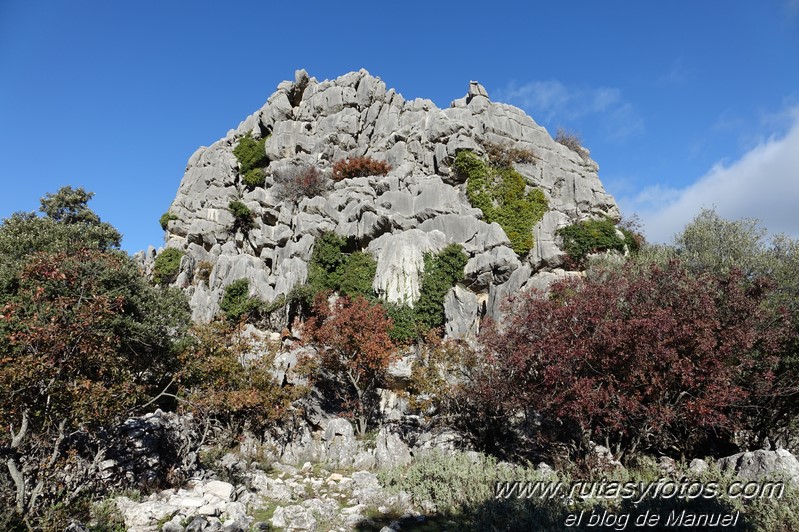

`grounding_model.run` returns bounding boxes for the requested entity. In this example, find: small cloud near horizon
[618,105,799,243]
